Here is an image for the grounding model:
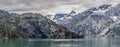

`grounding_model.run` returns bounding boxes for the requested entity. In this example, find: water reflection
[0,38,120,47]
